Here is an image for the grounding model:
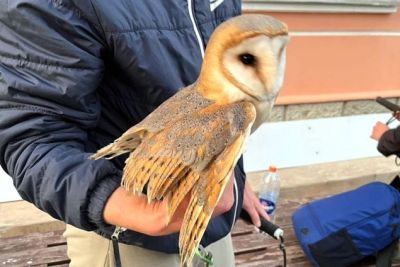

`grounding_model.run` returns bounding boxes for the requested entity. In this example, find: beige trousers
[64,225,235,267]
